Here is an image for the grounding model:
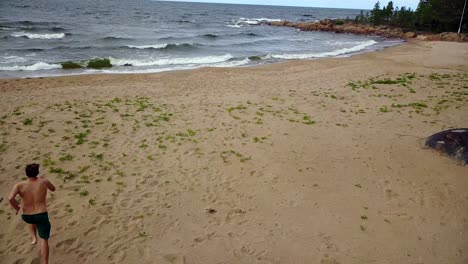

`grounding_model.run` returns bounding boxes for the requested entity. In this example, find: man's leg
[28,224,38,245]
[36,213,51,264]
[40,239,49,264]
